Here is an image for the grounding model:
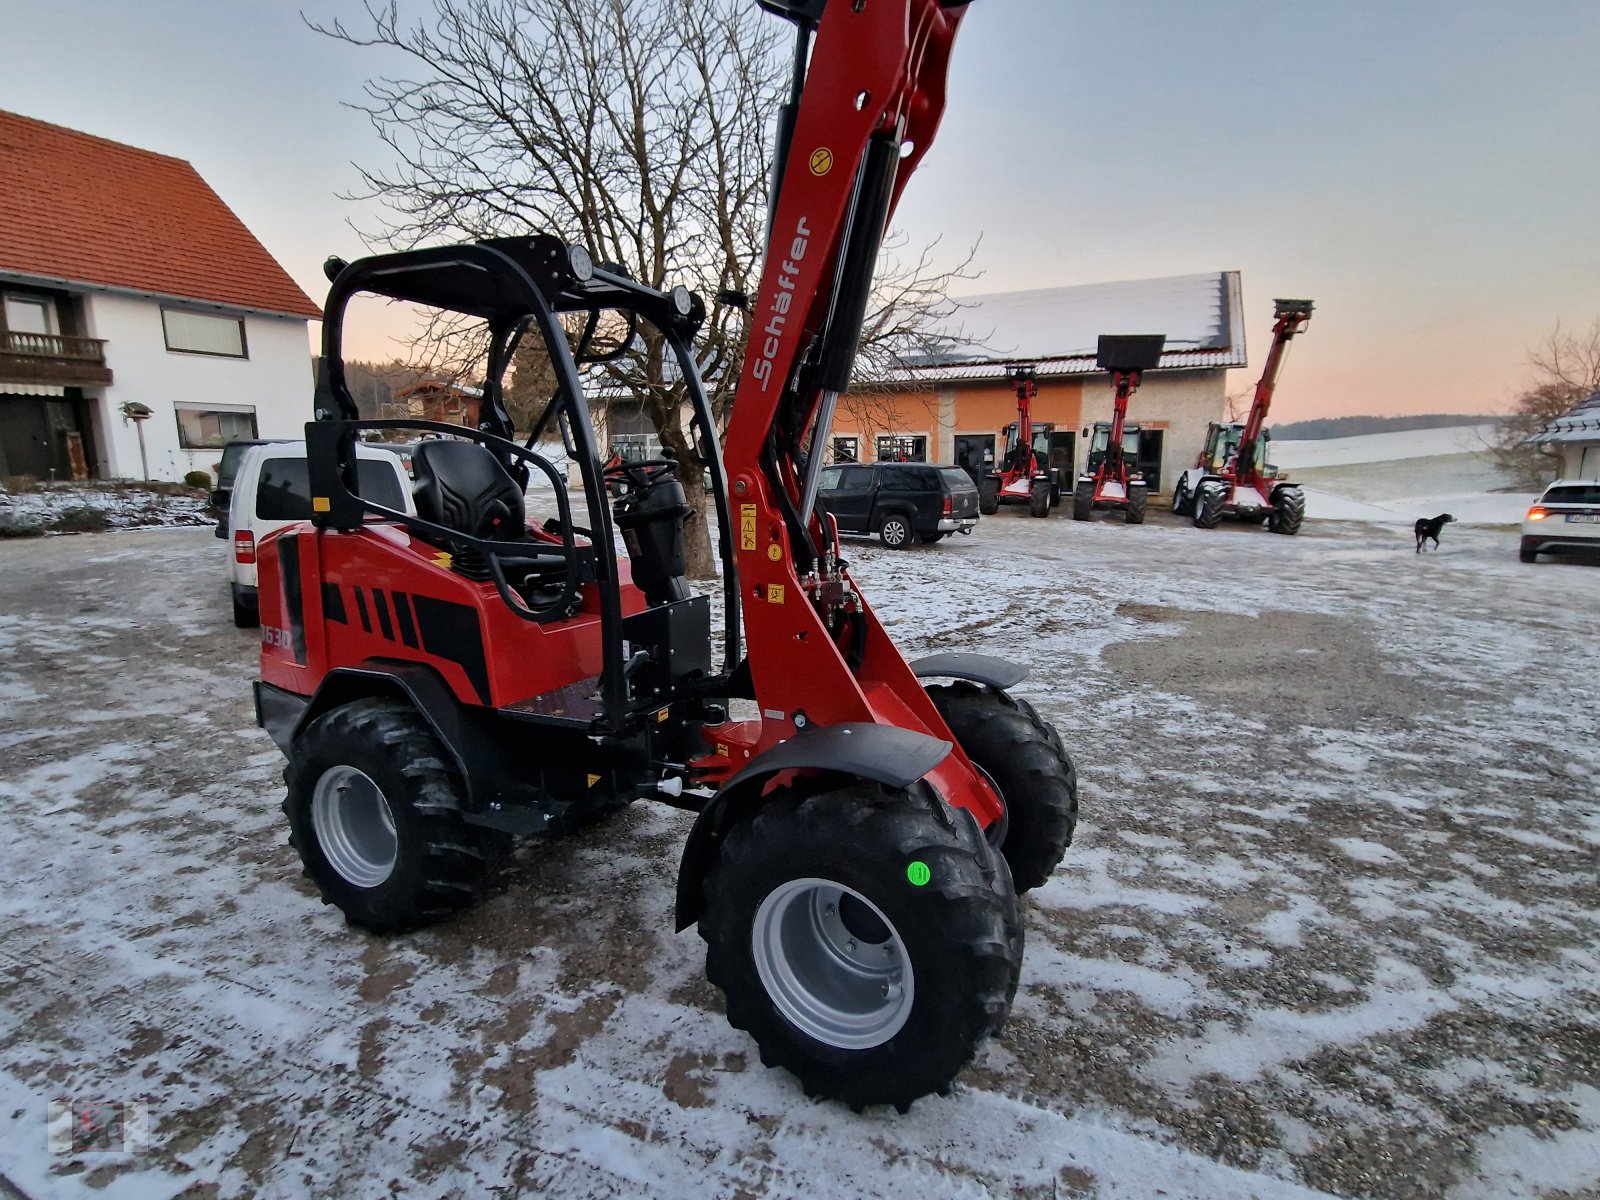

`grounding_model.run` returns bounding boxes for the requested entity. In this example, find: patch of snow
[1328,837,1400,865]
